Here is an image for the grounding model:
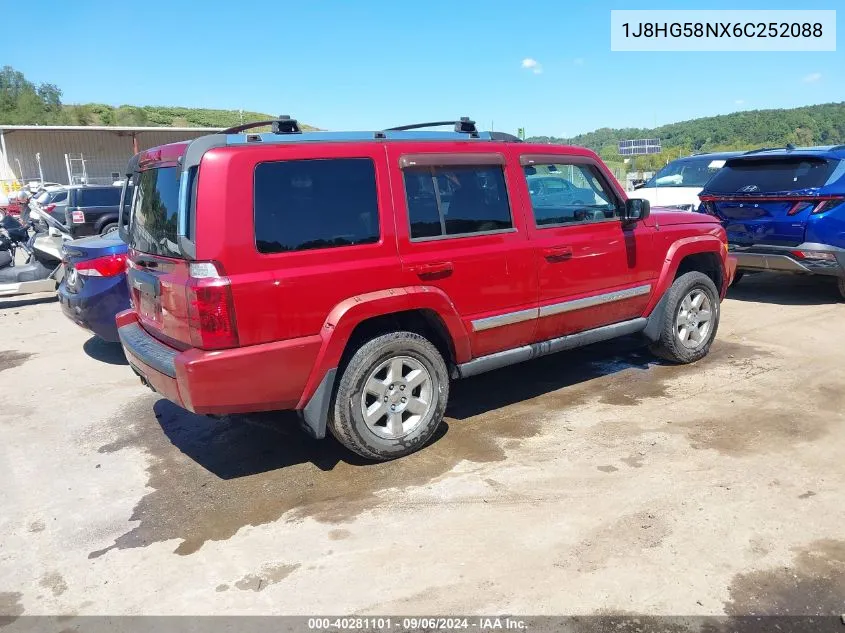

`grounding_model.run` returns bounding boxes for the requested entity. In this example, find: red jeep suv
[116,117,734,461]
